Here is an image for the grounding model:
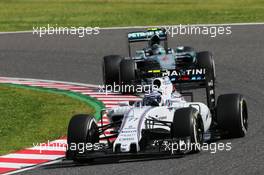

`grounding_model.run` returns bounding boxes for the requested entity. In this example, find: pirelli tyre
[216,94,248,138]
[66,114,99,163]
[171,107,204,153]
[196,51,216,81]
[119,59,136,94]
[103,55,123,86]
